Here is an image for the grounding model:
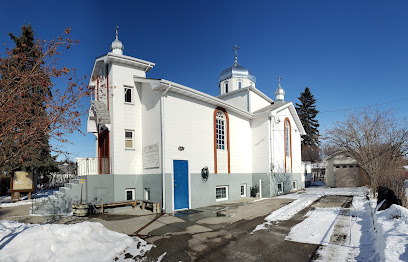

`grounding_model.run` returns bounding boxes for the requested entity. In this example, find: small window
[292,181,297,190]
[125,130,134,149]
[241,184,247,197]
[216,186,228,201]
[277,183,283,194]
[124,87,132,103]
[238,81,242,89]
[125,188,135,201]
[144,188,150,200]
